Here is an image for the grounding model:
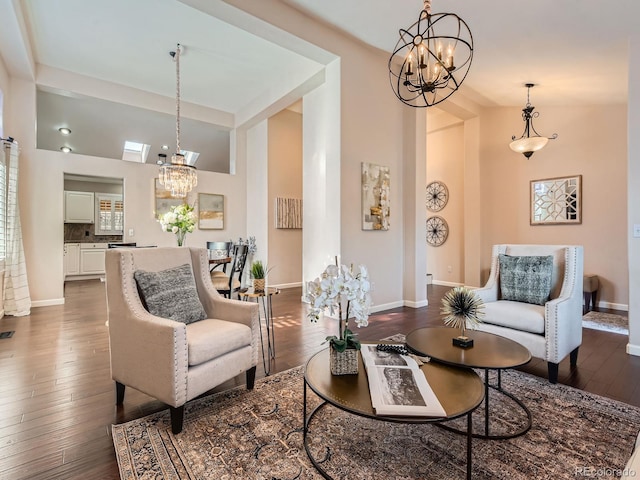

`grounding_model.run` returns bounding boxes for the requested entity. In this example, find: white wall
[10,76,250,305]
[426,122,465,285]
[268,109,302,287]
[627,35,640,354]
[478,105,628,309]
